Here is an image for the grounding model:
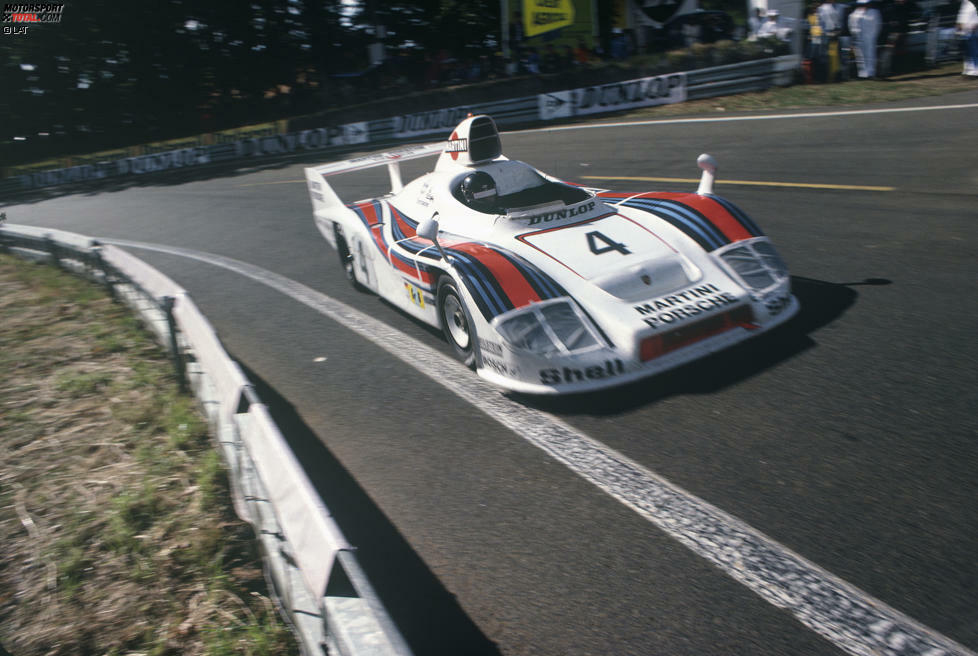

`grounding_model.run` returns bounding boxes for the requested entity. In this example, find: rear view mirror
[416,217,440,242]
[416,215,449,262]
